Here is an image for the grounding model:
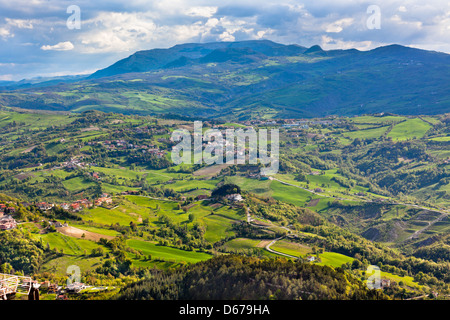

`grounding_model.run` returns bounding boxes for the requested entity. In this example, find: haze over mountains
[1,40,449,120]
